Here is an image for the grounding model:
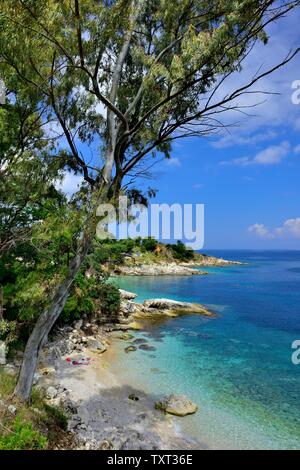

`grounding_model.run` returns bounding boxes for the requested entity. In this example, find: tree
[0,0,299,400]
